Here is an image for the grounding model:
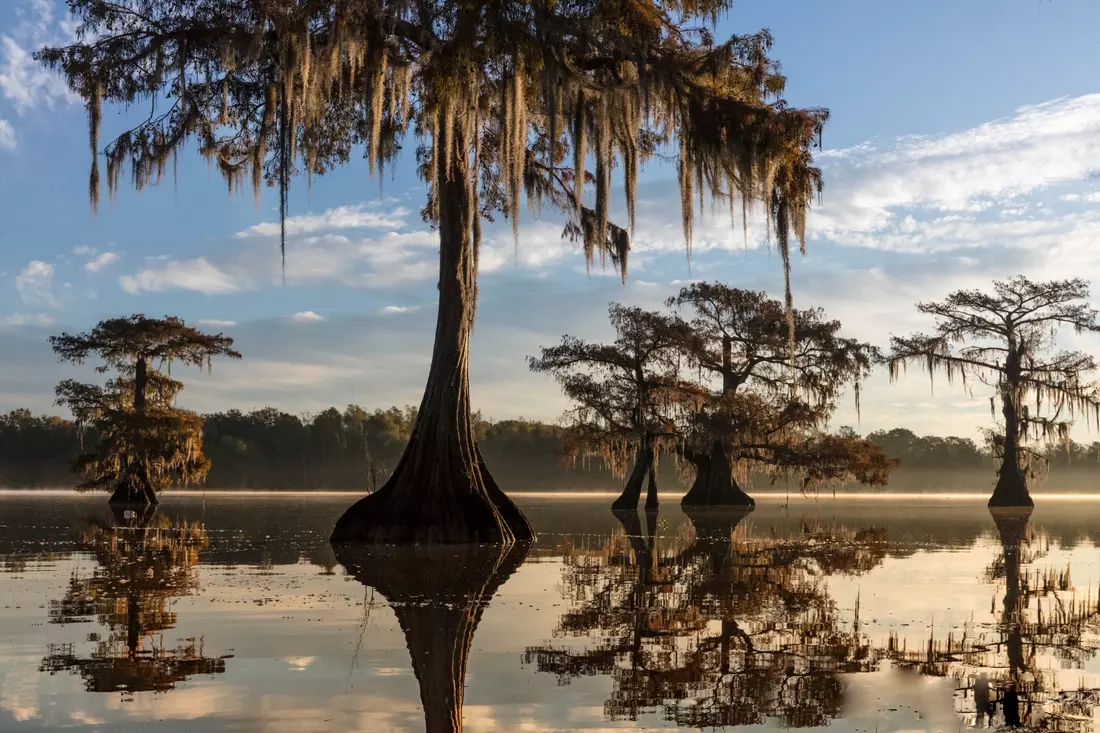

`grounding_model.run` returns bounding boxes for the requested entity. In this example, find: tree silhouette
[669,283,884,506]
[335,541,529,733]
[532,287,893,509]
[40,0,828,543]
[50,315,241,505]
[528,304,688,510]
[524,508,891,728]
[40,511,231,694]
[887,277,1100,507]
